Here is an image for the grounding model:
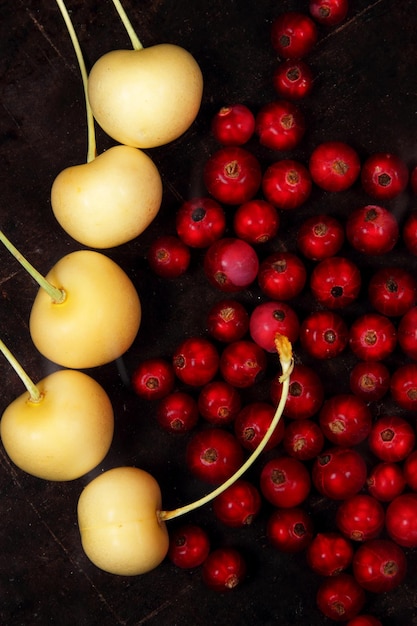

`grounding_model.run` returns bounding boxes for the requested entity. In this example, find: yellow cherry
[88,44,203,149]
[77,466,169,576]
[51,145,162,249]
[29,249,141,369]
[1,369,114,481]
